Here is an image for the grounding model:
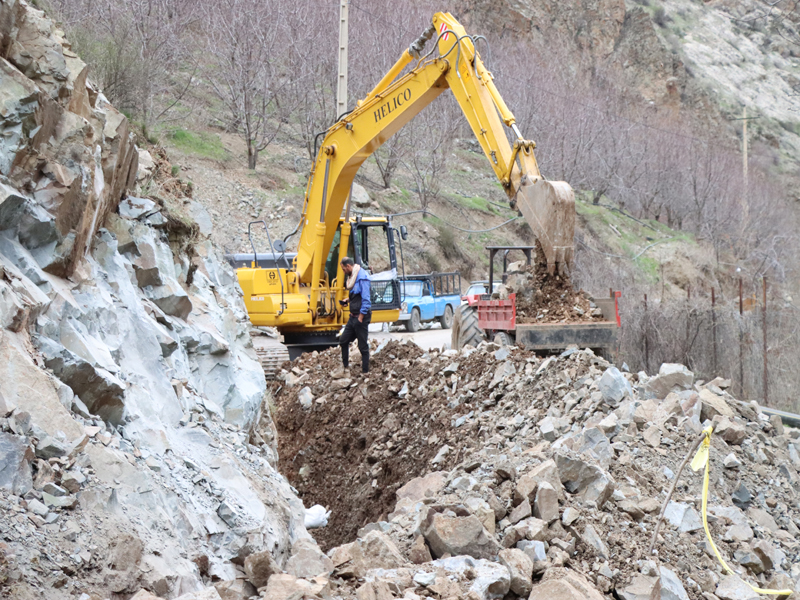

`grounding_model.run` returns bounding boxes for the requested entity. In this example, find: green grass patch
[448,193,497,214]
[634,255,660,282]
[168,129,229,160]
[424,214,445,227]
[575,195,701,284]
